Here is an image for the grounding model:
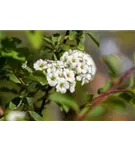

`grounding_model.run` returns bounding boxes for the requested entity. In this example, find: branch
[76,66,135,121]
[76,89,129,121]
[39,86,51,115]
